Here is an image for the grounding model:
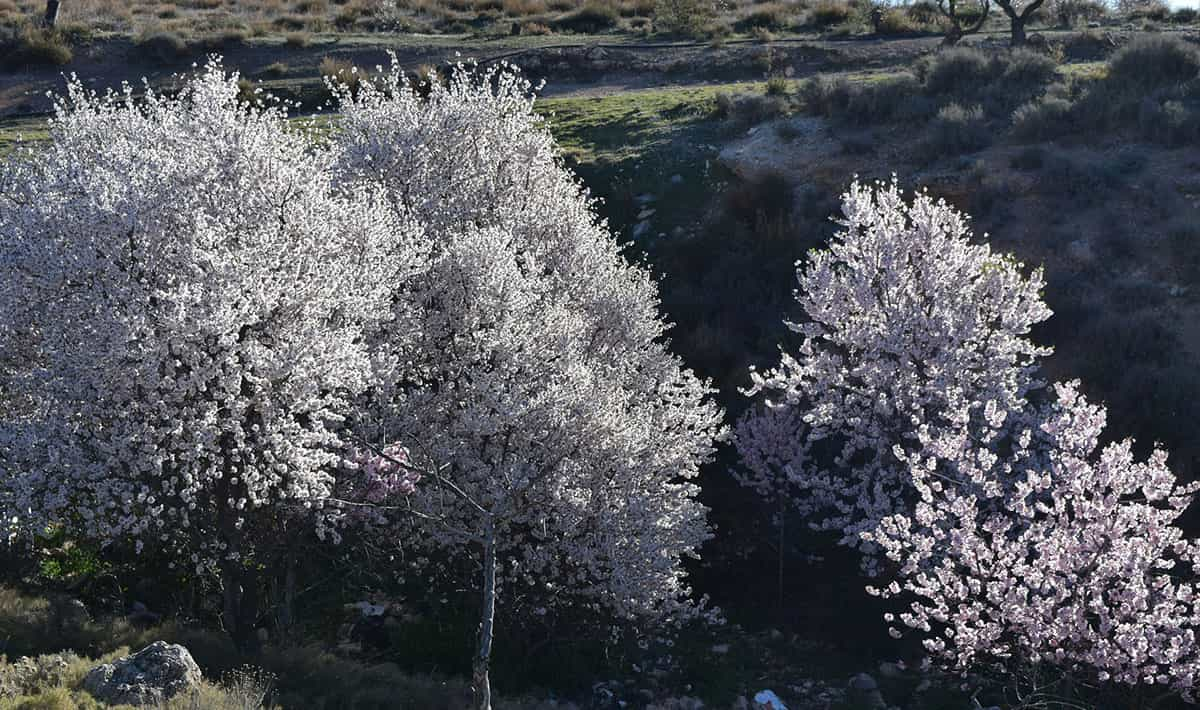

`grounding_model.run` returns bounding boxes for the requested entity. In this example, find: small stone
[847,673,885,709]
[637,208,657,220]
[670,174,684,185]
[753,689,787,709]
[878,661,904,679]
[849,674,878,691]
[710,643,730,654]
